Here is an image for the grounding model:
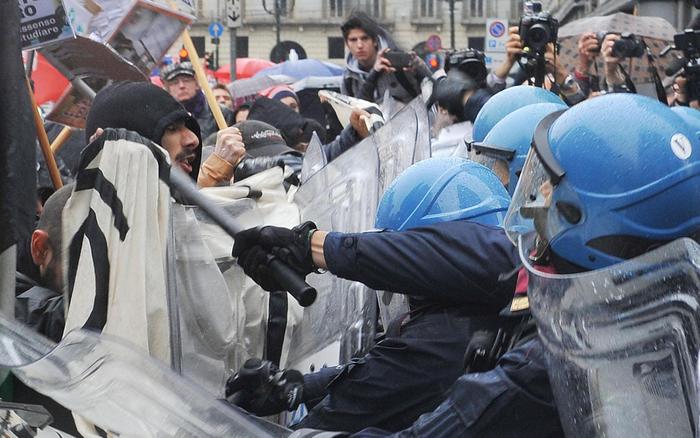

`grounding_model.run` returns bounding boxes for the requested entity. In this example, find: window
[370,0,381,17]
[329,0,344,18]
[328,37,345,59]
[467,0,484,18]
[512,0,525,19]
[419,0,436,17]
[468,37,484,51]
[237,36,249,58]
